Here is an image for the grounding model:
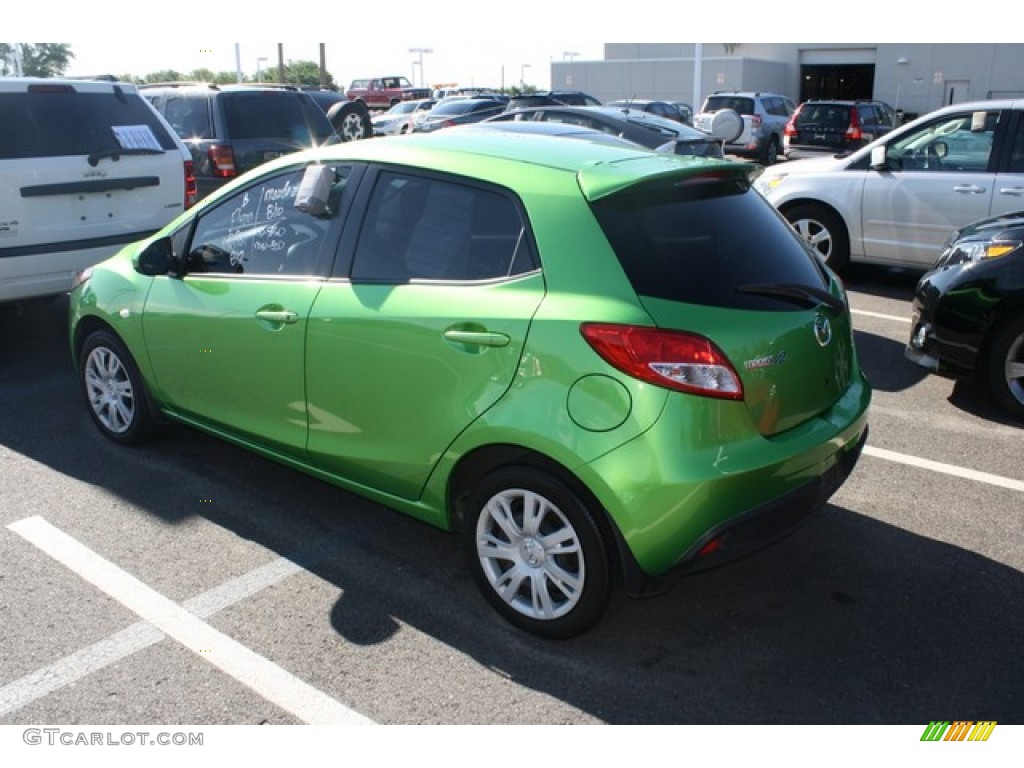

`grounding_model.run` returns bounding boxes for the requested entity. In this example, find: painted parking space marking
[863,445,1024,493]
[5,516,374,725]
[851,308,911,323]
